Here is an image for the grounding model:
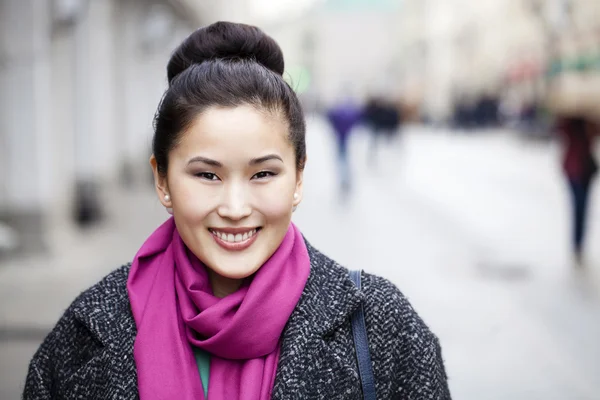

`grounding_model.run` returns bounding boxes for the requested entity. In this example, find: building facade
[0,0,204,255]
